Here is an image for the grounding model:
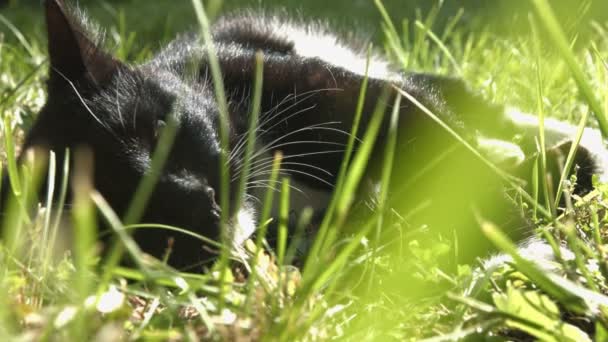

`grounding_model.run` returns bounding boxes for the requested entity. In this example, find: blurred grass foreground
[2,0,608,340]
